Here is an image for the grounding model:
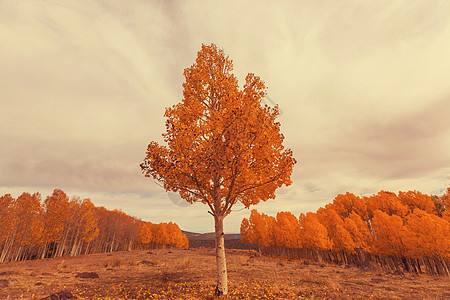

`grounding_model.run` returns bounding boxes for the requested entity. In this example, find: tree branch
[234,174,281,196]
